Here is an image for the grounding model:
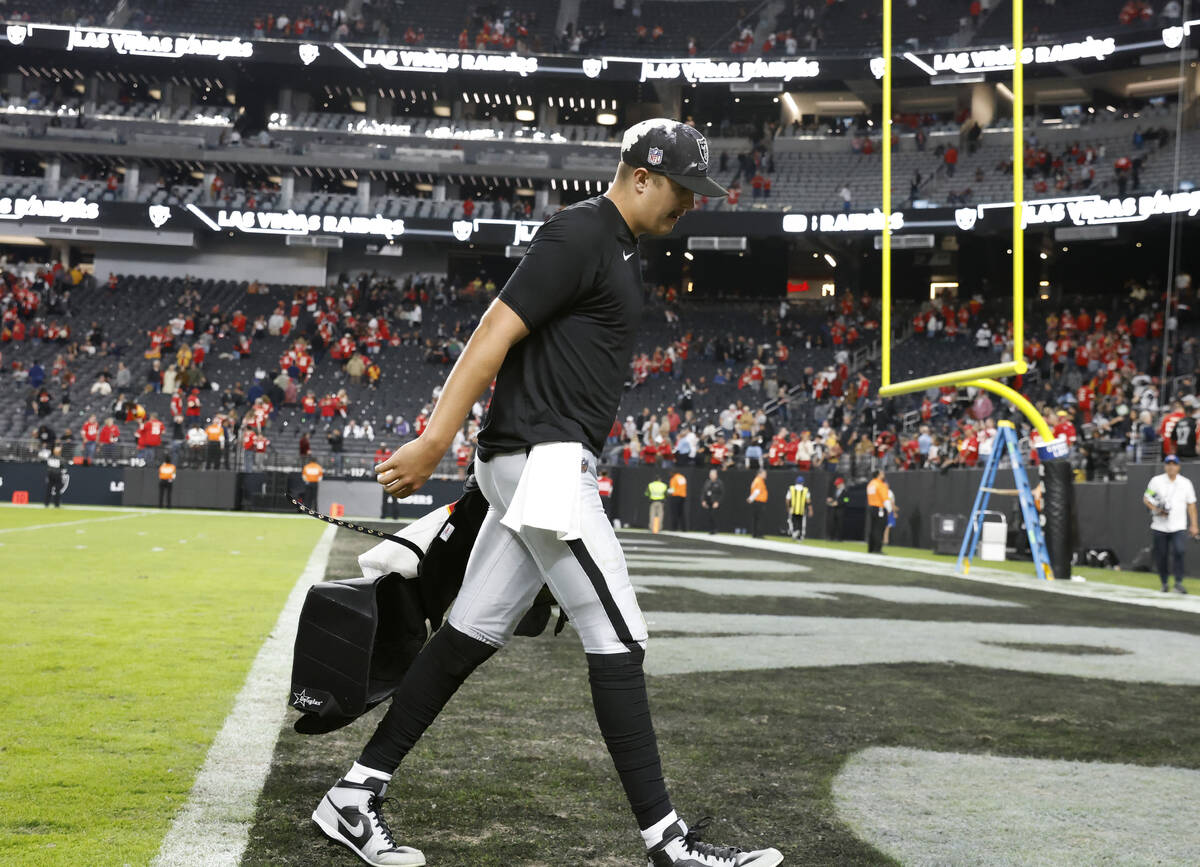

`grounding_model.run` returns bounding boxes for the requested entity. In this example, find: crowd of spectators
[4,255,1200,486]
